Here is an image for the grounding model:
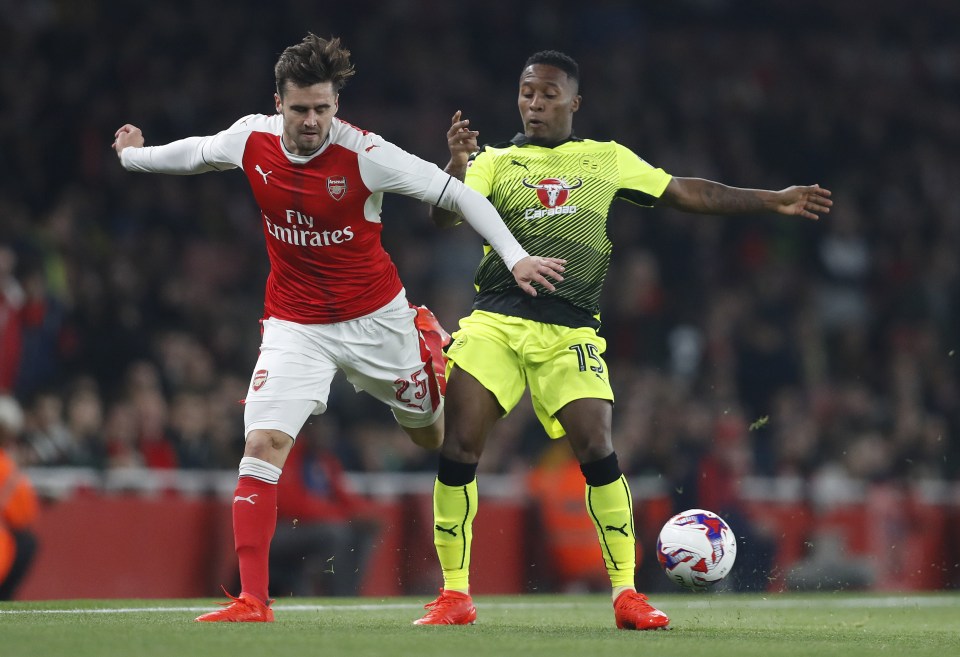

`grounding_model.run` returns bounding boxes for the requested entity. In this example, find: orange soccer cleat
[613,590,670,630]
[413,589,477,625]
[195,590,275,623]
[414,306,452,395]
